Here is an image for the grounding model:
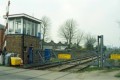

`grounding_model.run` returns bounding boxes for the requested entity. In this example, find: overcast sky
[0,0,120,47]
